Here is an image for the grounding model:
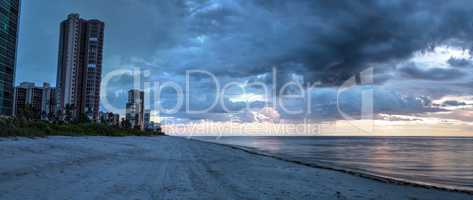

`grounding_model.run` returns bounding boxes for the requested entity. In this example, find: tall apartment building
[126,89,145,130]
[41,83,56,118]
[13,82,56,119]
[144,109,151,128]
[99,111,120,126]
[0,0,21,116]
[56,13,104,121]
